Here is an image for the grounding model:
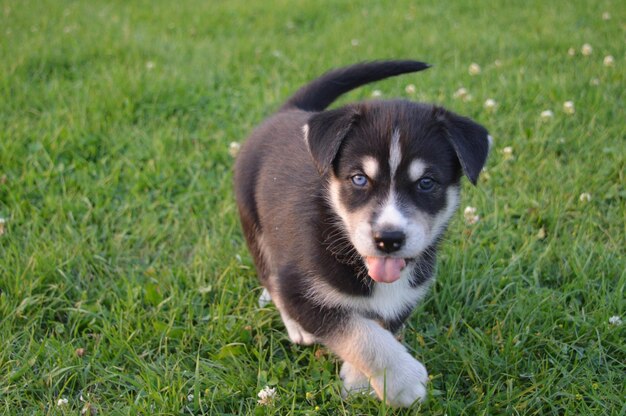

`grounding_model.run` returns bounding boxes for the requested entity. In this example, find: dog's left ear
[304,106,360,176]
[441,112,492,185]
